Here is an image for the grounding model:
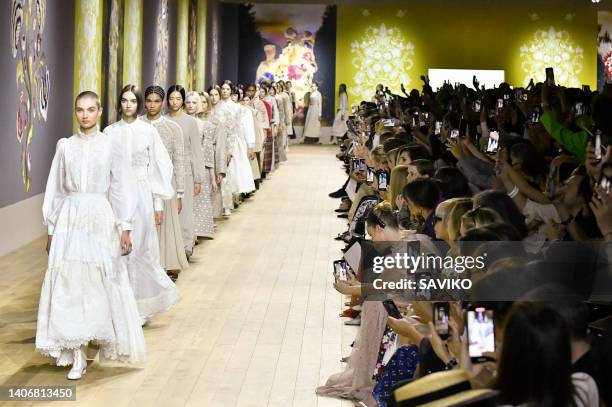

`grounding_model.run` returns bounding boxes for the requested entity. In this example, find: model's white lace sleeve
[241,108,256,149]
[42,139,67,235]
[149,126,175,211]
[109,134,136,231]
